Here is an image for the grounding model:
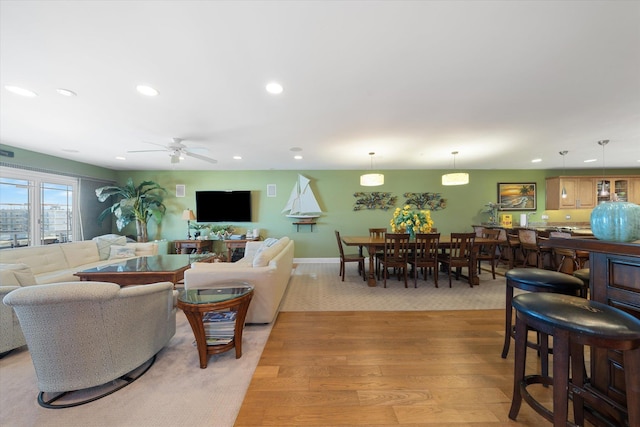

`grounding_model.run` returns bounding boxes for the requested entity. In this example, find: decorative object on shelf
[590,201,640,242]
[353,192,397,211]
[360,152,384,186]
[442,151,469,186]
[282,174,322,219]
[390,205,434,239]
[483,202,505,224]
[403,192,447,211]
[497,182,537,211]
[96,178,167,242]
[182,209,196,239]
[559,150,568,199]
[210,225,234,240]
[597,139,610,197]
